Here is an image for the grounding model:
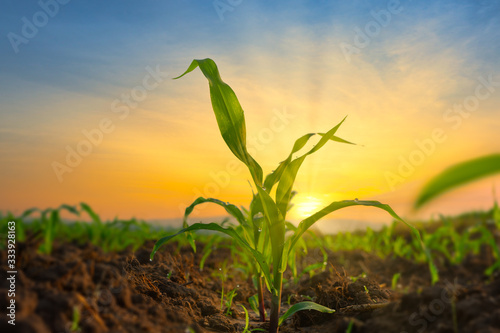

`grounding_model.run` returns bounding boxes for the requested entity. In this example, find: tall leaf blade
[276,156,306,215]
[175,58,263,185]
[414,154,500,209]
[255,186,285,291]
